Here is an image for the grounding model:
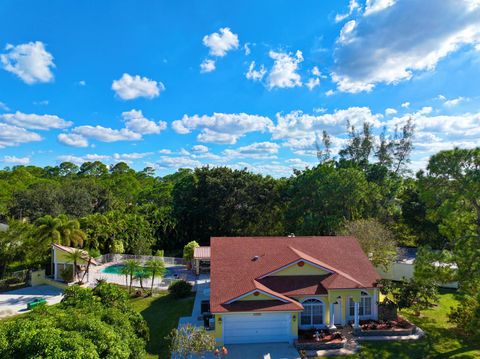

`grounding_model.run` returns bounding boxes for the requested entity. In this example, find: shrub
[60,266,73,282]
[168,280,192,299]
